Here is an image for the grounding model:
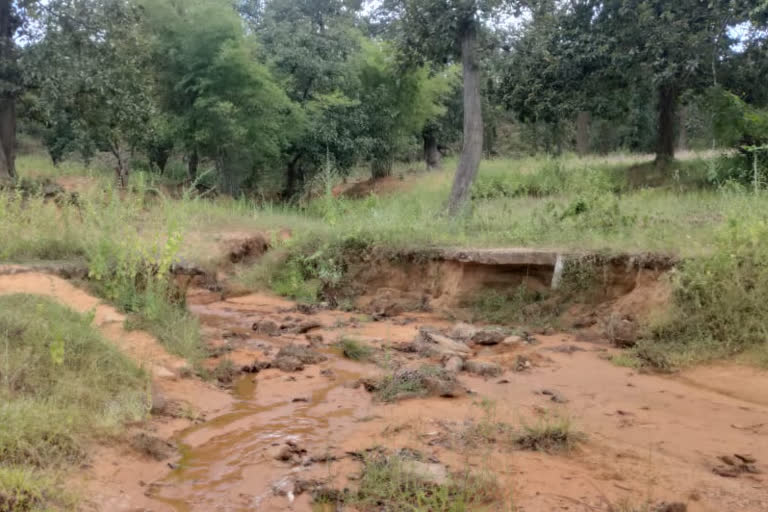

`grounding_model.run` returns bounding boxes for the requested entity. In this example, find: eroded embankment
[2,249,767,512]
